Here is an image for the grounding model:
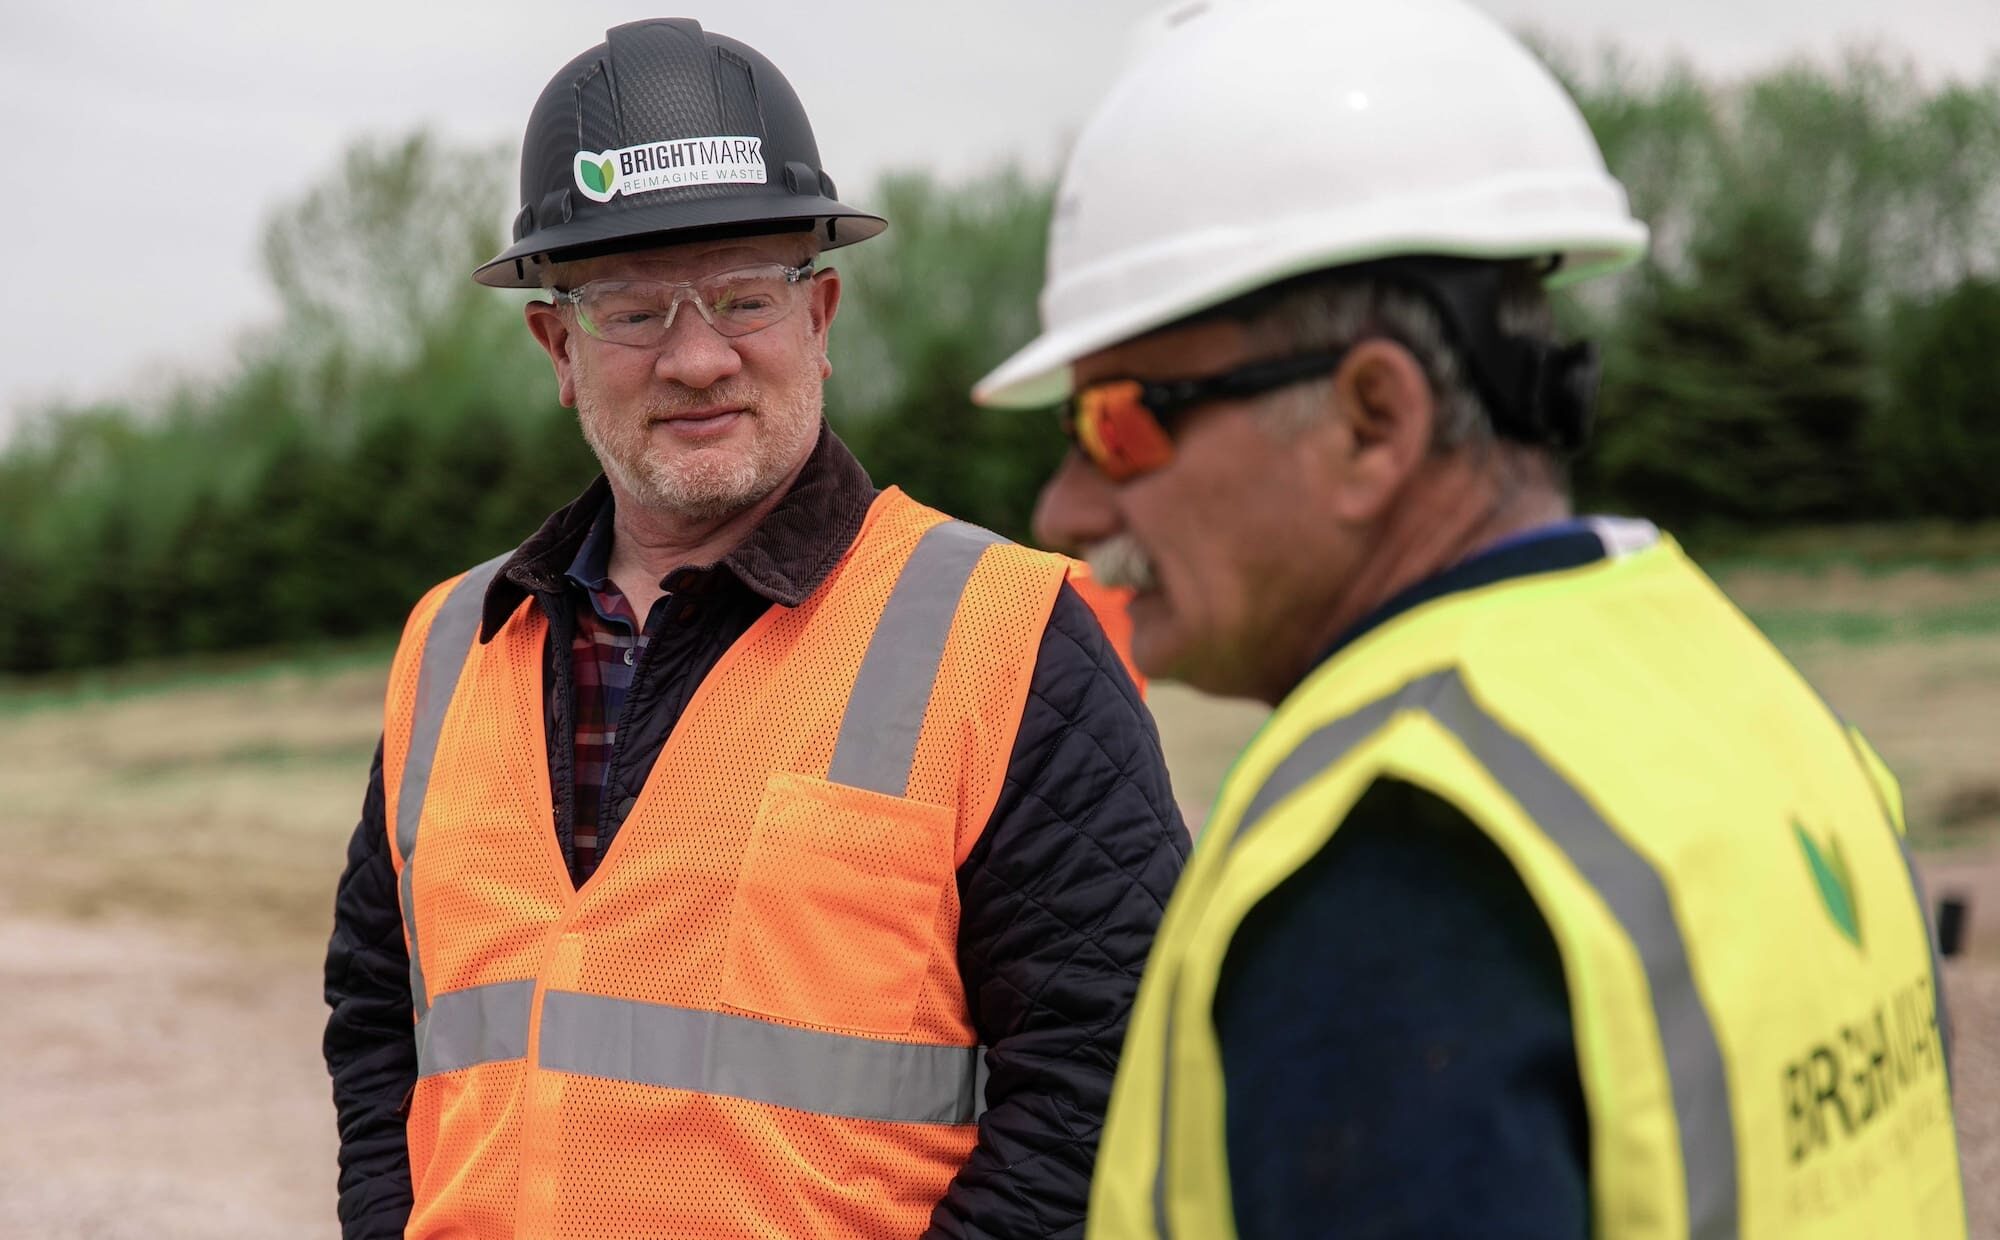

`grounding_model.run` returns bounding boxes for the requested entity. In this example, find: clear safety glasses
[553,262,816,346]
